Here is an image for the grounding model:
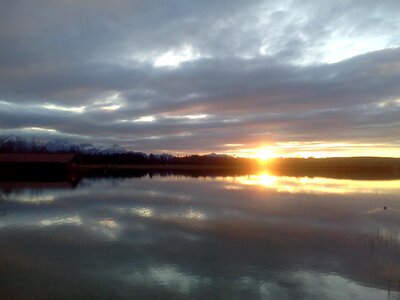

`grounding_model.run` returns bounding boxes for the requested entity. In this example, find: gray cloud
[1,0,399,155]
